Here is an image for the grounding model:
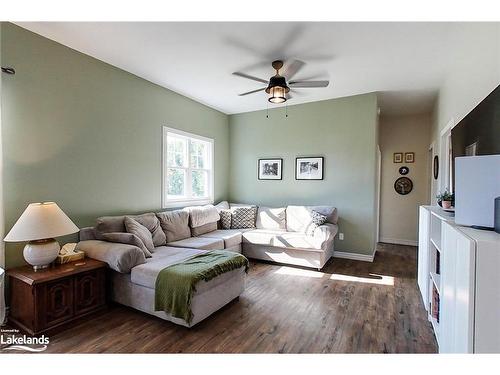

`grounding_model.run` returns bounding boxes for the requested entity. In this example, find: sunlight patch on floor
[274,266,395,286]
